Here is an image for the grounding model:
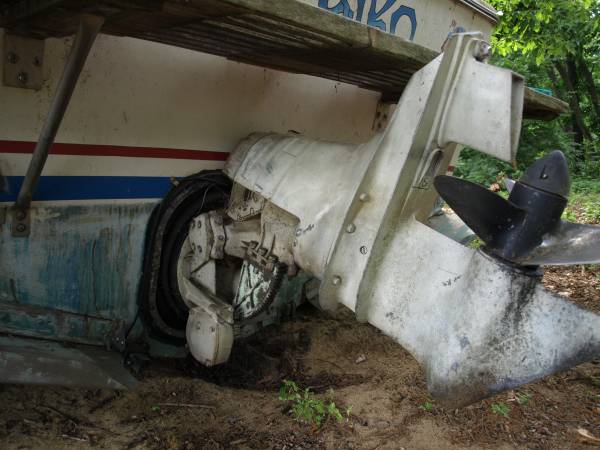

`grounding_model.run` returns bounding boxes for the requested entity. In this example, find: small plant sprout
[345,405,353,418]
[279,380,345,427]
[420,401,434,412]
[516,392,532,406]
[491,402,510,417]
